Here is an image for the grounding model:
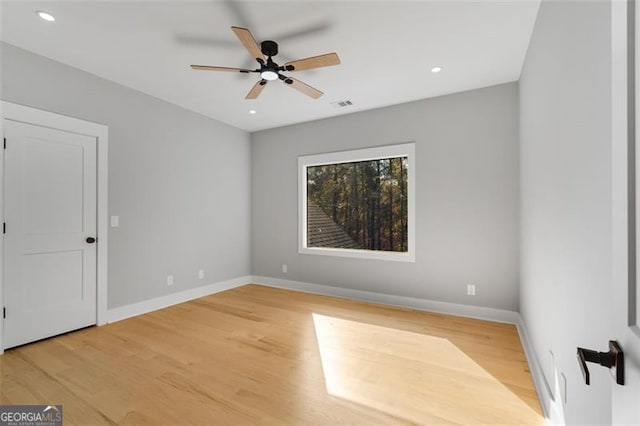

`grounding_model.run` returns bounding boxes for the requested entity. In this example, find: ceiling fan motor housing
[261,40,278,57]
